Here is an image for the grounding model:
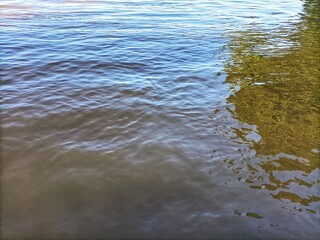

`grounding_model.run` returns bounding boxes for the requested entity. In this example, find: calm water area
[1,0,319,239]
